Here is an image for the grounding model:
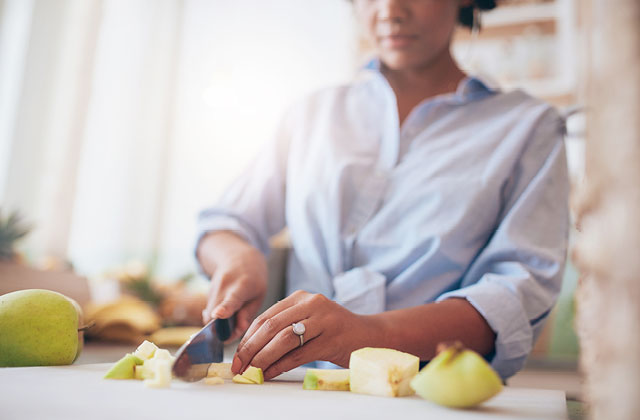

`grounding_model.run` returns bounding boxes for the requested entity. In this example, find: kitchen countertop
[0,342,570,420]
